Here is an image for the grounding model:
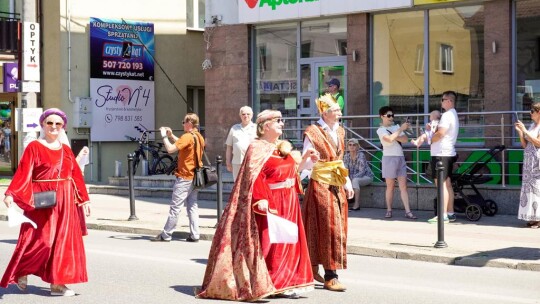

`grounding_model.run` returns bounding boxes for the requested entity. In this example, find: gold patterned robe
[302,124,348,270]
